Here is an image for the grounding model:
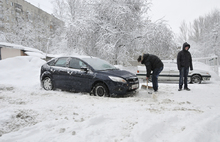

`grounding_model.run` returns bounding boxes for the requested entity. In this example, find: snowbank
[0,56,46,89]
[0,56,220,142]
